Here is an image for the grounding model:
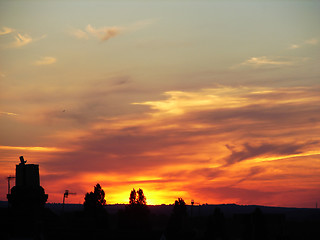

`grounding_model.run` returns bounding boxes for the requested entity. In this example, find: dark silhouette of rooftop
[7,156,48,209]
